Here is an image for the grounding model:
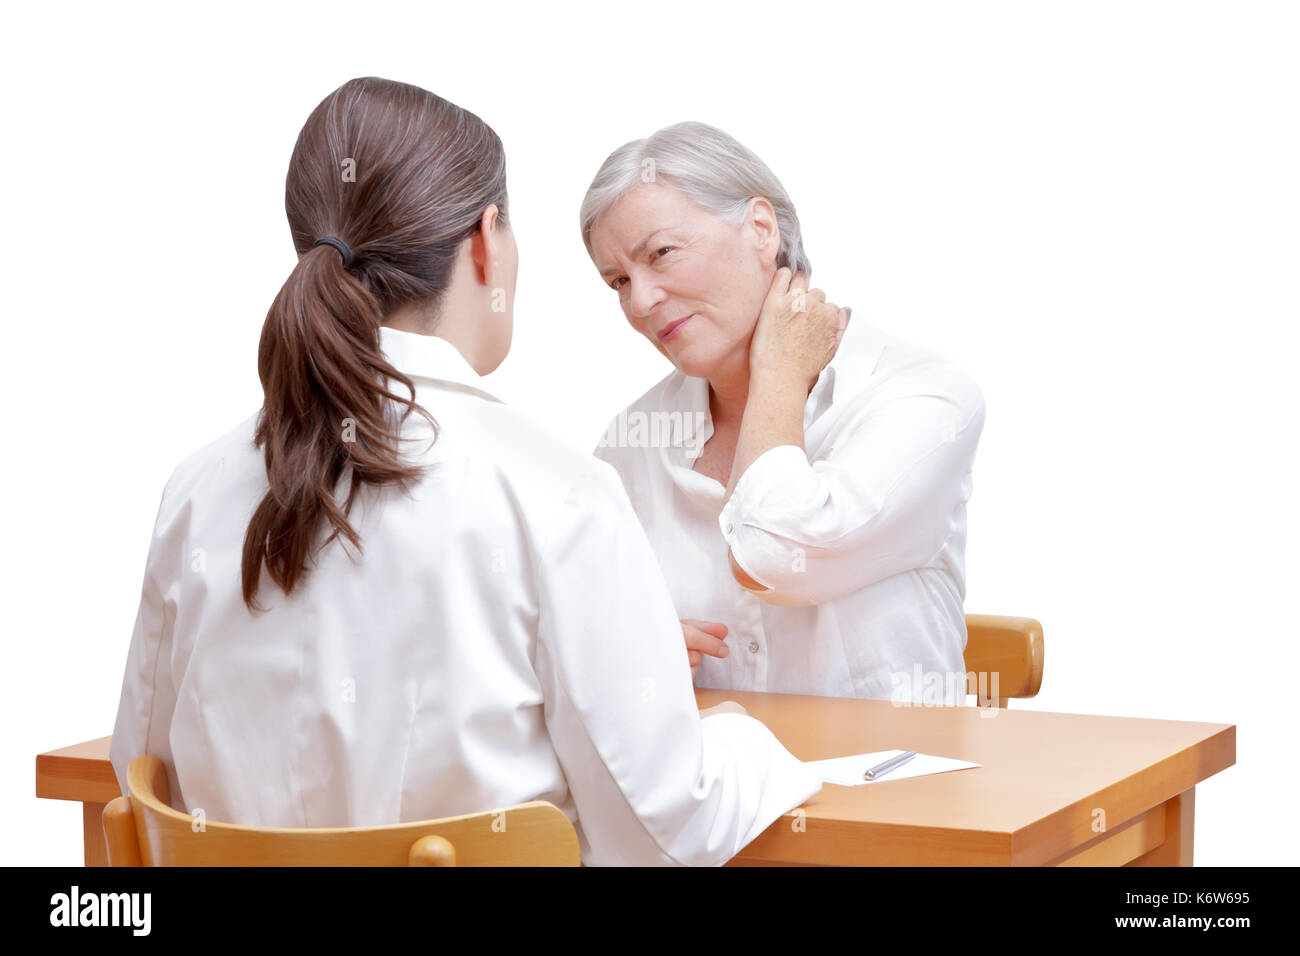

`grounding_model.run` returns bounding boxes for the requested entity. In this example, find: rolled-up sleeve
[718,363,986,607]
[533,461,822,865]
